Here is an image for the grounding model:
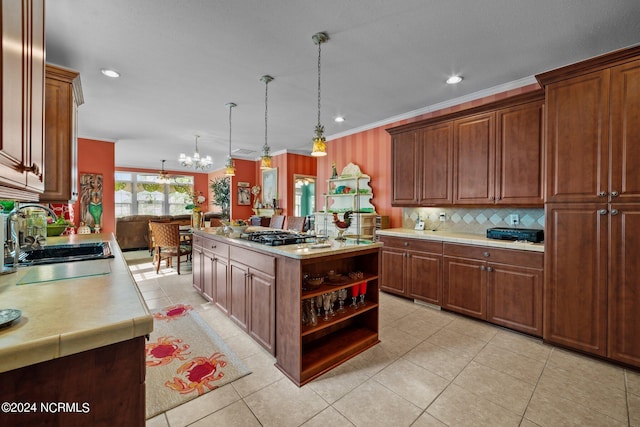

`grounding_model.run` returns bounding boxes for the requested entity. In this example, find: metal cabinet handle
[483,251,490,257]
[611,209,619,216]
[480,265,486,271]
[598,191,608,197]
[487,266,493,272]
[403,242,409,246]
[599,209,608,215]
[611,191,619,197]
